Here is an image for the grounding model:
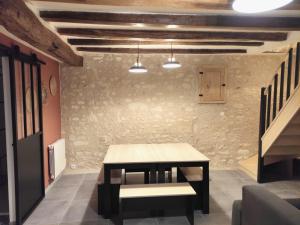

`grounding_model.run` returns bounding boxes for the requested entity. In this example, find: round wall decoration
[49,75,57,96]
[42,84,48,104]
